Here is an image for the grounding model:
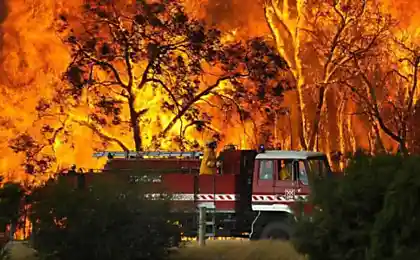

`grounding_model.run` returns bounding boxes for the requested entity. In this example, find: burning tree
[49,0,289,152]
[198,37,293,148]
[6,0,289,177]
[344,33,420,155]
[8,133,56,176]
[264,0,392,155]
[60,0,228,152]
